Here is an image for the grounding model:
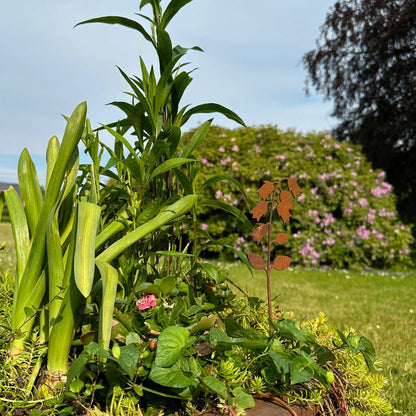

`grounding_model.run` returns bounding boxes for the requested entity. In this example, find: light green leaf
[290,356,314,385]
[119,345,141,380]
[149,362,195,388]
[74,202,101,298]
[202,376,226,399]
[233,386,255,409]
